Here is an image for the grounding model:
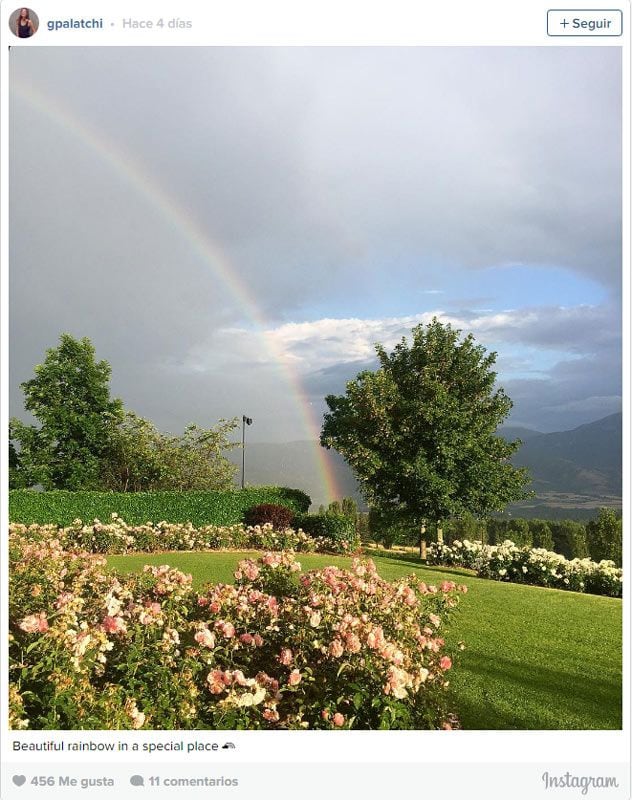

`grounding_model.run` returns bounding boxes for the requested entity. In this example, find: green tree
[443,512,483,544]
[506,518,532,547]
[159,420,239,491]
[100,412,239,492]
[586,508,622,566]
[356,511,371,543]
[10,335,123,489]
[549,520,589,559]
[99,411,167,492]
[341,496,358,519]
[8,440,29,489]
[368,505,416,549]
[528,519,554,550]
[486,517,506,545]
[320,319,531,537]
